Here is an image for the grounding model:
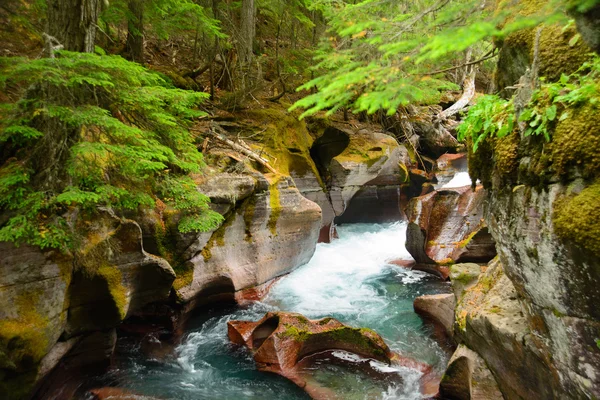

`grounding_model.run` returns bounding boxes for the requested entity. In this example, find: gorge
[1,0,600,399]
